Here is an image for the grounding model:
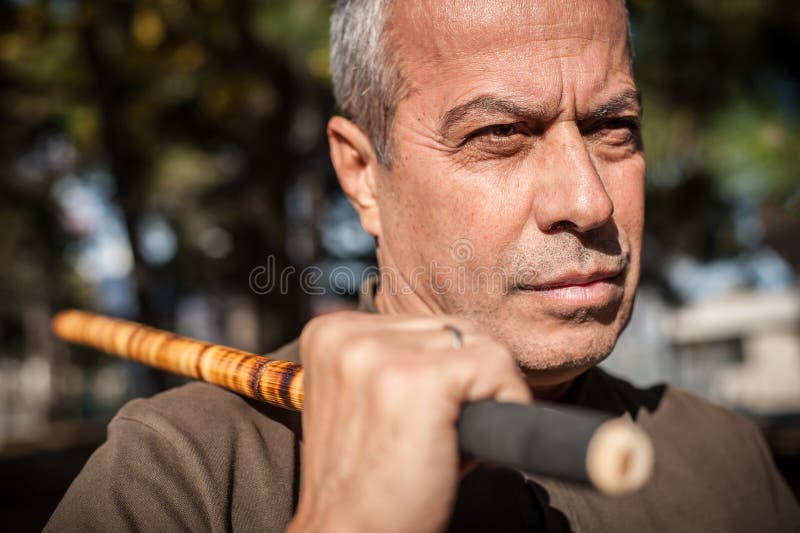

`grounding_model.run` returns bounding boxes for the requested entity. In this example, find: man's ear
[327,116,383,237]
